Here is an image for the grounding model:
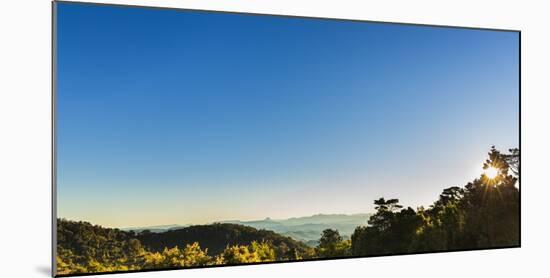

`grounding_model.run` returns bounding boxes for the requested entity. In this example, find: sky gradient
[55,2,519,228]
